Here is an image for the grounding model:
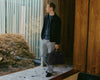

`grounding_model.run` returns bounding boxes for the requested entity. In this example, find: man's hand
[55,44,60,50]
